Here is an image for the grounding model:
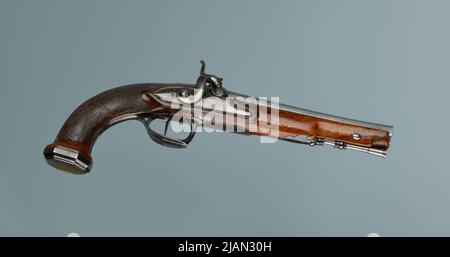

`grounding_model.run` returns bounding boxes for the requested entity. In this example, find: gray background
[0,0,449,236]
